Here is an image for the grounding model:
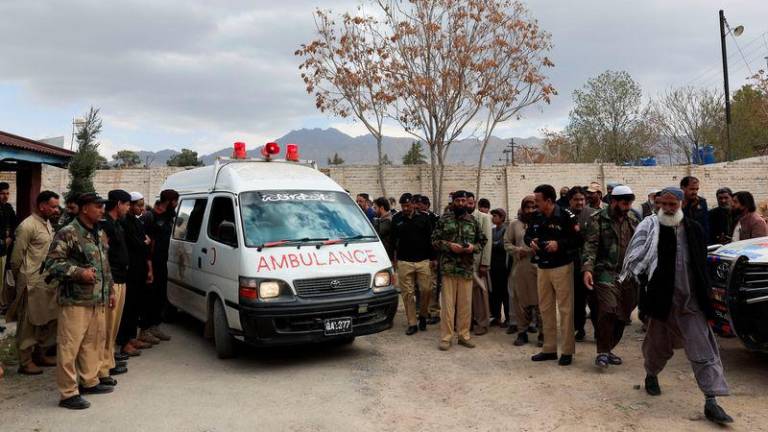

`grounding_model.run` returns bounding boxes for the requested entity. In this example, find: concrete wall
[0,162,764,212]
